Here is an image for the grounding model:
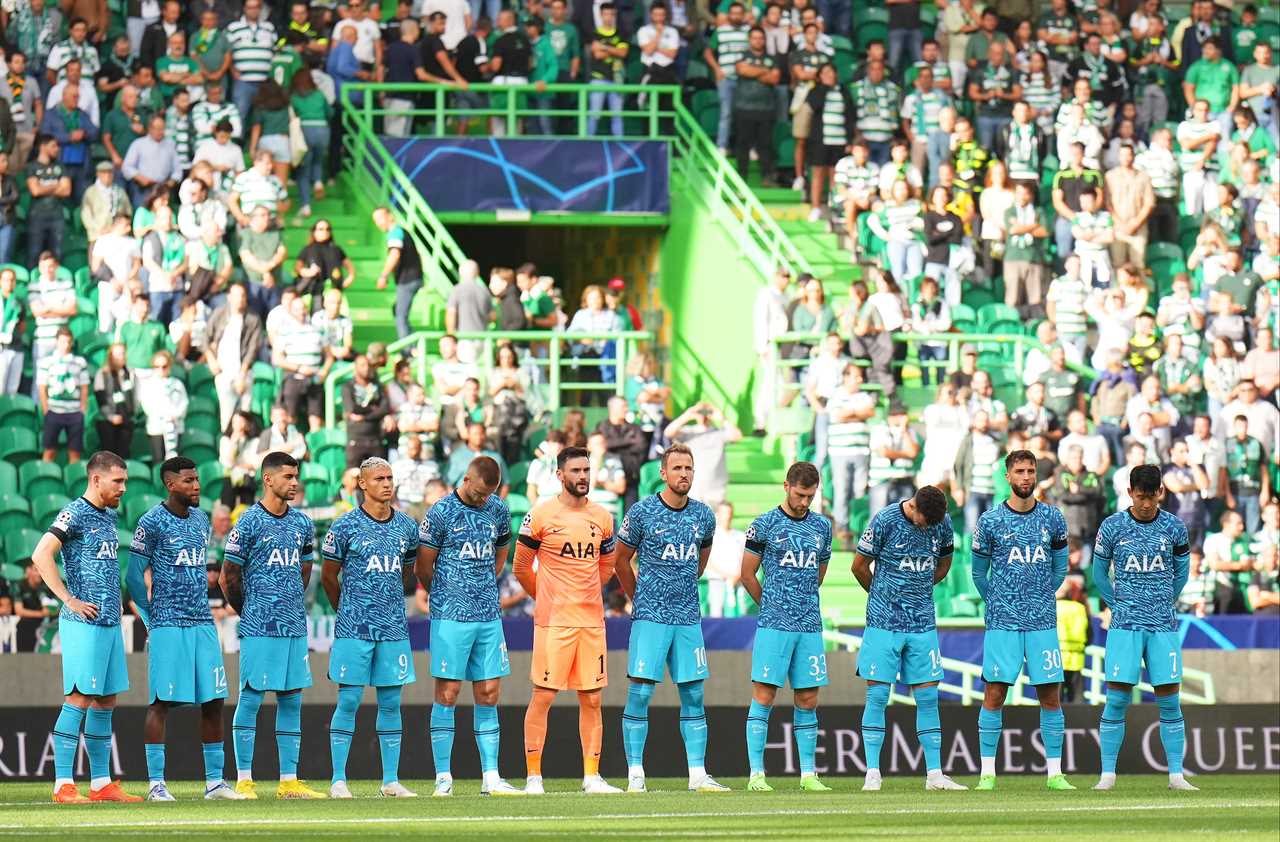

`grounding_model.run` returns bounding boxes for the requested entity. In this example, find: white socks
[629,765,644,778]
[980,757,996,776]
[54,777,72,790]
[91,777,111,790]
[279,774,297,782]
[688,766,705,785]
[237,770,252,782]
[1047,758,1062,777]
